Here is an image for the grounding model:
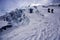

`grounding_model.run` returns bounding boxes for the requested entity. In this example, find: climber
[29,8,33,13]
[51,9,54,13]
[48,8,50,13]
